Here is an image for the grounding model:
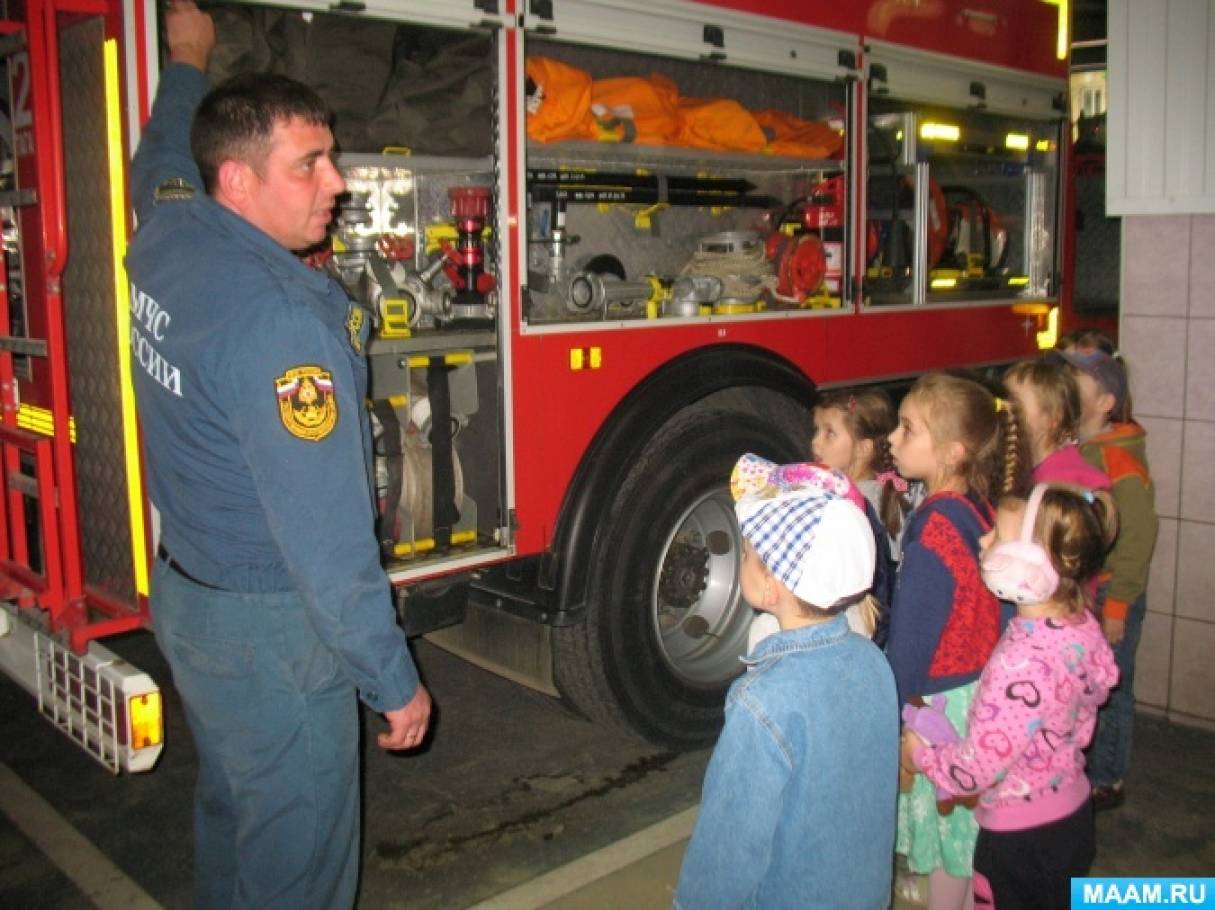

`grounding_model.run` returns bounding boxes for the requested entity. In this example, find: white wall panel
[1125,3,1166,200]
[1207,11,1215,198]
[1108,0,1215,214]
[1165,2,1209,199]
